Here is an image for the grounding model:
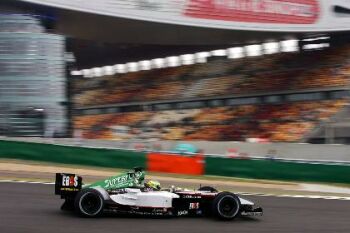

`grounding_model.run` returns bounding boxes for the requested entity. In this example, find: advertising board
[185,0,320,24]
